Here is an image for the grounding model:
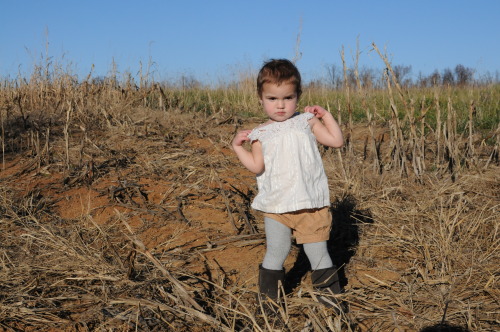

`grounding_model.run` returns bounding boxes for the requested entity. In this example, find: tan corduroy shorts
[263,207,332,244]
